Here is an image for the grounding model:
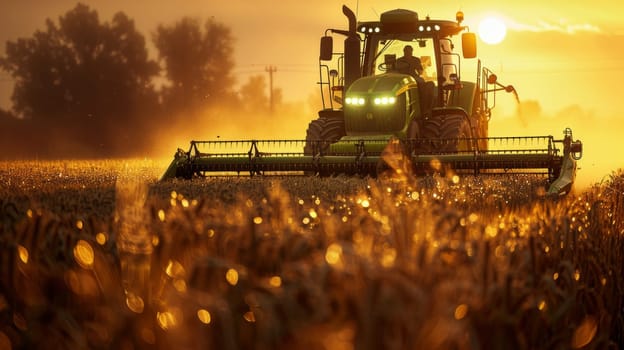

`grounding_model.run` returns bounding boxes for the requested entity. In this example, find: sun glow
[478,17,507,45]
